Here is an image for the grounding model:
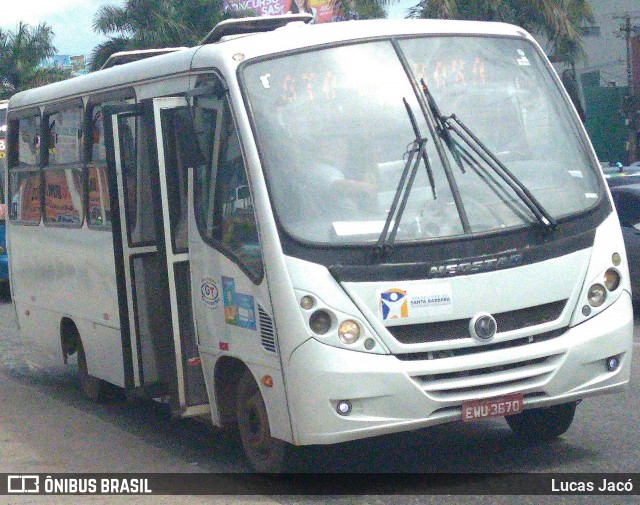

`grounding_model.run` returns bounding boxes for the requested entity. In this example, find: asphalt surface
[0,289,638,503]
